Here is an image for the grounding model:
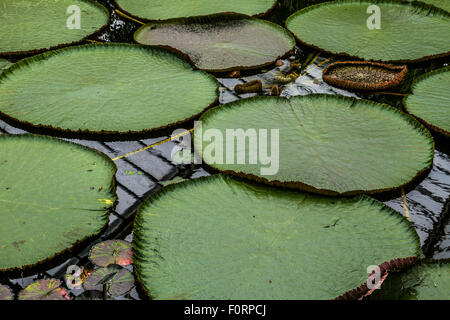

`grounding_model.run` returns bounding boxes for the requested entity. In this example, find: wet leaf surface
[89,240,132,267]
[18,279,69,300]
